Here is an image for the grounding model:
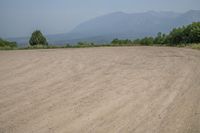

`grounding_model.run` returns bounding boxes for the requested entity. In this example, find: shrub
[0,38,17,49]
